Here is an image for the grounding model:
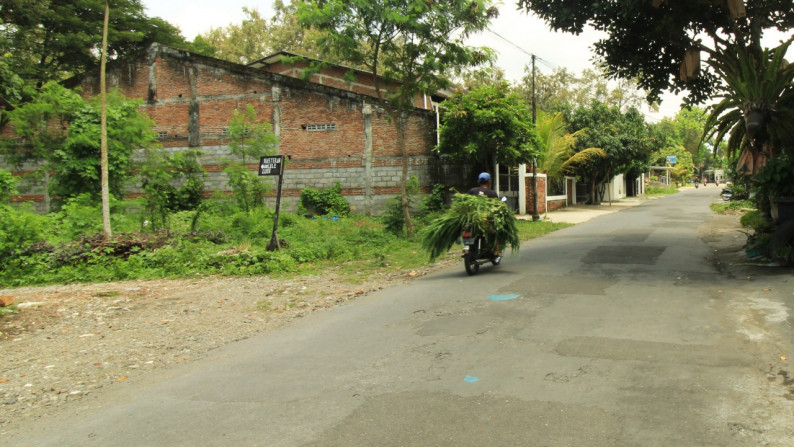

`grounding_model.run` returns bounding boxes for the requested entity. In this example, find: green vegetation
[299,182,350,218]
[710,199,755,214]
[0,198,568,289]
[421,194,521,261]
[645,186,679,196]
